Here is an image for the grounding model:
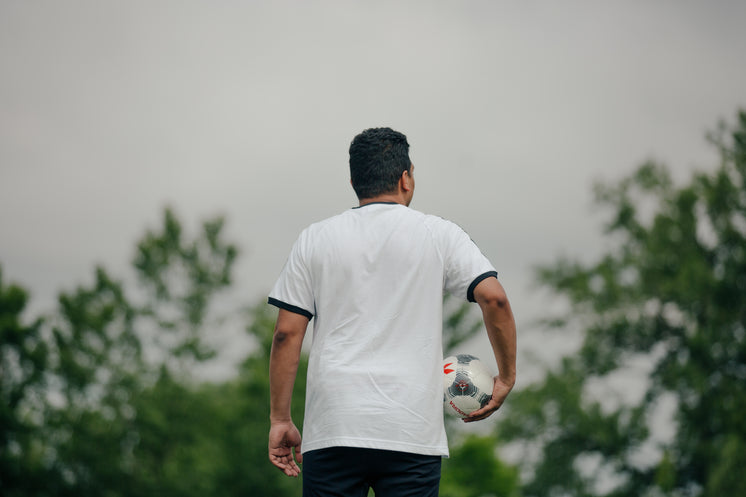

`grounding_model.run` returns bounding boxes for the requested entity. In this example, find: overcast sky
[2,1,745,379]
